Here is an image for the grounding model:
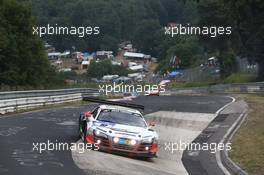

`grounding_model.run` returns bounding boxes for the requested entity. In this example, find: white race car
[78,104,158,158]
